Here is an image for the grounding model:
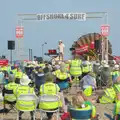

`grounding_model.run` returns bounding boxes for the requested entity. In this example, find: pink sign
[16,26,24,38]
[101,24,110,36]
